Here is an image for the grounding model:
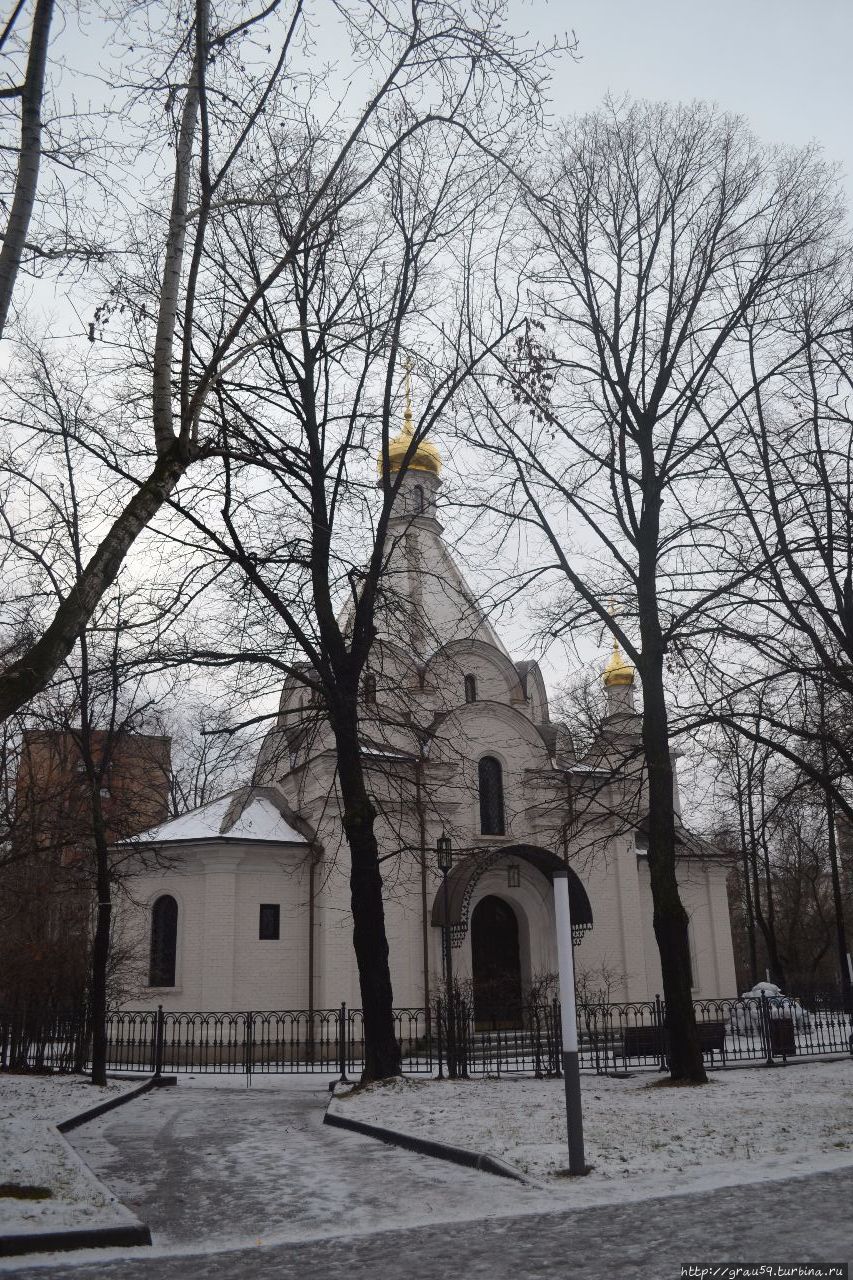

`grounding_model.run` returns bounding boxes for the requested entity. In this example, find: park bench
[622,1019,727,1064]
